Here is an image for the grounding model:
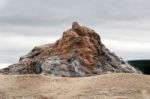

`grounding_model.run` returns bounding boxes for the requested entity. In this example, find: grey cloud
[0,0,150,26]
[0,51,23,63]
[0,25,66,37]
[1,0,150,38]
